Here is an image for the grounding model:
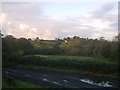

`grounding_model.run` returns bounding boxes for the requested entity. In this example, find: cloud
[19,24,29,30]
[90,2,116,18]
[1,2,43,38]
[89,2,118,40]
[2,2,43,19]
[0,13,7,25]
[90,2,118,29]
[1,2,118,40]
